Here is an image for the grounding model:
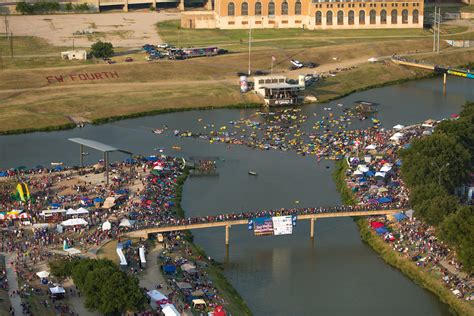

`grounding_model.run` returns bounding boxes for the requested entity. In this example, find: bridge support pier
[443,73,447,86]
[310,218,315,239]
[225,225,230,246]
